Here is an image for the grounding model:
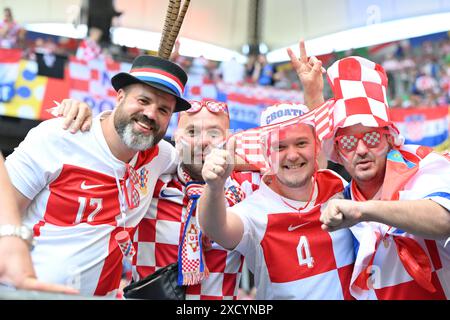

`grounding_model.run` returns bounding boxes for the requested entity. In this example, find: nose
[142,103,158,120]
[285,145,301,162]
[354,138,369,156]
